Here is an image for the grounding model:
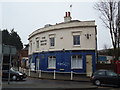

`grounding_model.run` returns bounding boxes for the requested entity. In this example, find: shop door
[86,55,92,77]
